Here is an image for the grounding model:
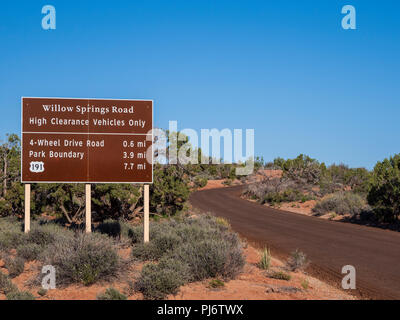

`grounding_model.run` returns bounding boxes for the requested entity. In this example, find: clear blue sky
[1,0,399,169]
